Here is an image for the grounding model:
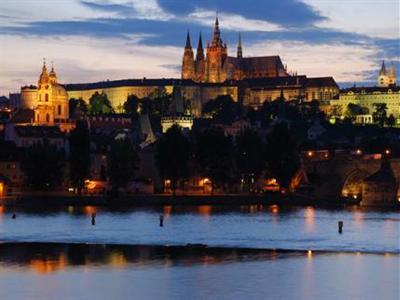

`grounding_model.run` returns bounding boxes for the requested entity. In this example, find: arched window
[46,114,50,123]
[45,94,49,102]
[58,105,62,115]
